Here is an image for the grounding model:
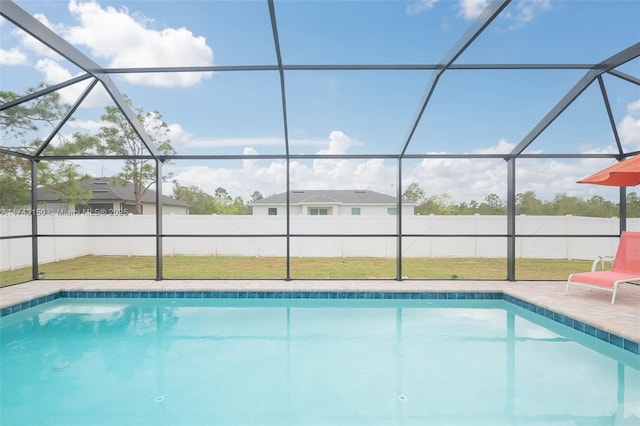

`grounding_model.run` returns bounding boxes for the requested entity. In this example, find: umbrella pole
[619,186,627,235]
